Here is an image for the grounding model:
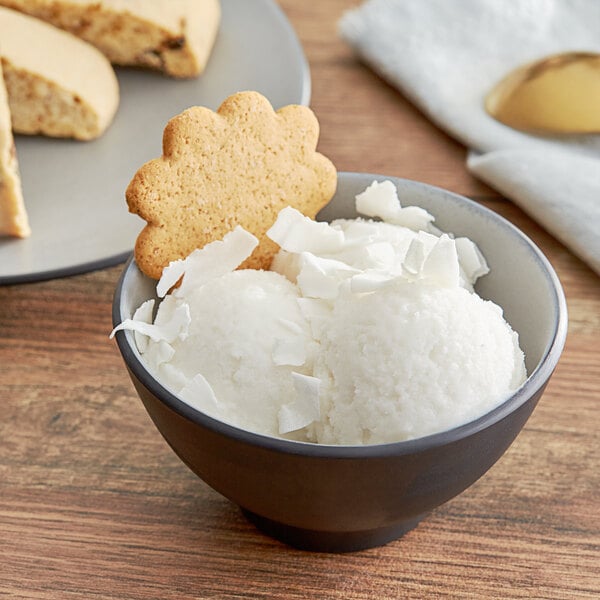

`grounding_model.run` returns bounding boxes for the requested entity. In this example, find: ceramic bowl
[112,172,567,552]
